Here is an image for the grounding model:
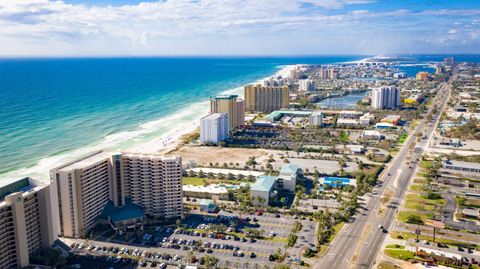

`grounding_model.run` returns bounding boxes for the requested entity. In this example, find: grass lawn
[318,222,346,256]
[413,177,428,184]
[385,244,405,249]
[397,133,408,145]
[397,210,433,223]
[384,249,415,261]
[409,184,424,192]
[377,261,401,269]
[390,231,478,249]
[182,177,207,186]
[419,160,433,169]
